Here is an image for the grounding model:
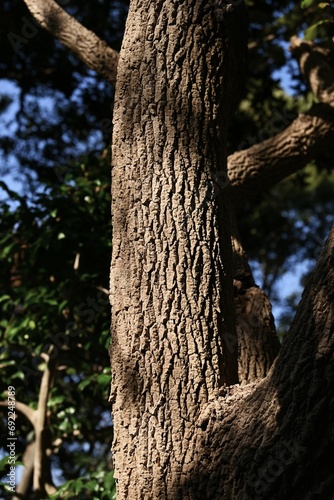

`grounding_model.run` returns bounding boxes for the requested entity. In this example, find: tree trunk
[110,1,334,498]
[110,1,247,497]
